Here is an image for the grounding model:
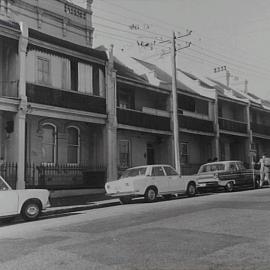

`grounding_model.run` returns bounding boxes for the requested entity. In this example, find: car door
[150,166,168,193]
[0,178,18,216]
[236,162,253,186]
[163,166,185,193]
[228,162,241,185]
